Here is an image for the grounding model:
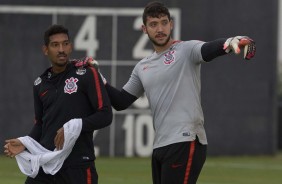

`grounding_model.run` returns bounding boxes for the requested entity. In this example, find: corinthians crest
[64,77,79,94]
[164,50,176,65]
[76,68,86,75]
